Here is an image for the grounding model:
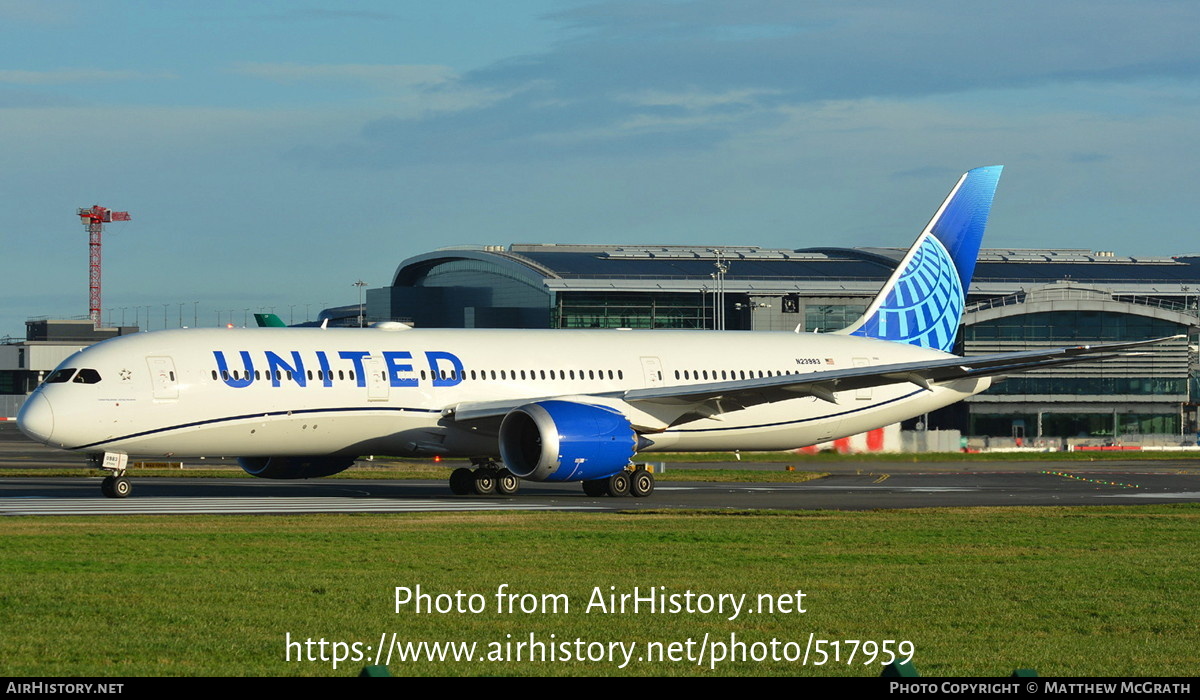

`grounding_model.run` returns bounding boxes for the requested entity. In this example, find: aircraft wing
[623,337,1174,408]
[447,336,1178,430]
